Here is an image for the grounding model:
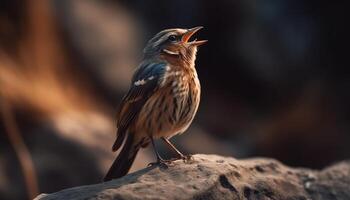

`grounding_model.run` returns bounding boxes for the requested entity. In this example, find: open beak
[181,26,208,46]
